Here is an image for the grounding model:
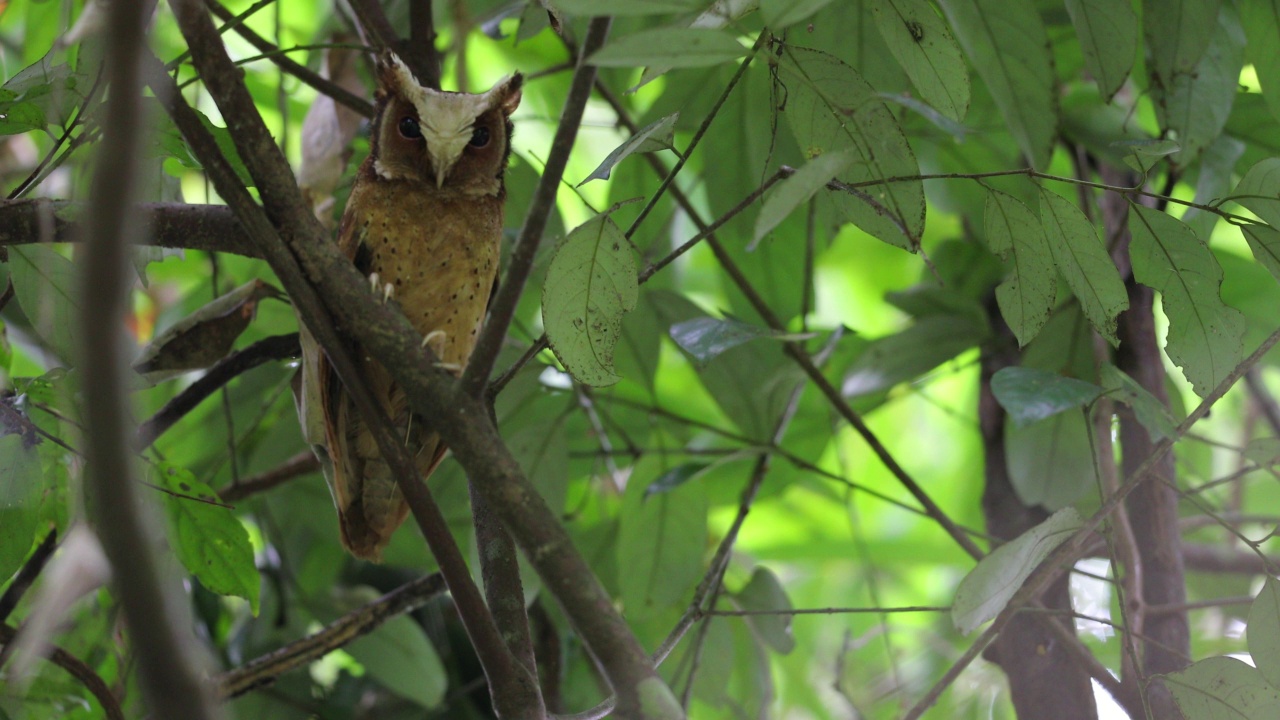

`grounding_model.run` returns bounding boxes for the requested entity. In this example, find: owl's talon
[368,272,380,294]
[434,361,463,373]
[421,329,447,349]
[382,283,394,304]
